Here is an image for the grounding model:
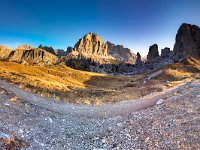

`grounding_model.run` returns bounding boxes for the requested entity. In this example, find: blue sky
[0,0,200,56]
